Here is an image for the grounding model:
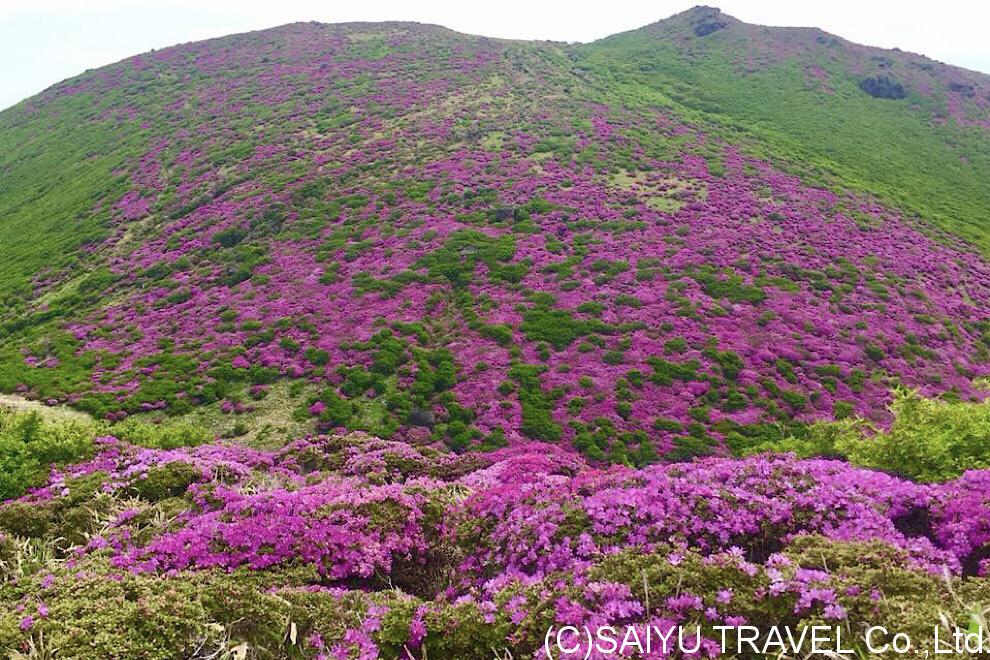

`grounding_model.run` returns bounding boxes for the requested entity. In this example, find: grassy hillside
[580,7,990,250]
[0,13,988,456]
